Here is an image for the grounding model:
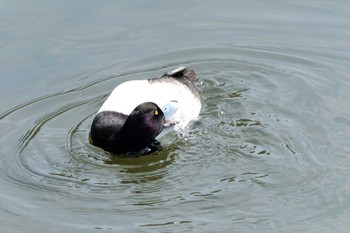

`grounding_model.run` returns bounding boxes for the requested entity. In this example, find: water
[1,1,350,232]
